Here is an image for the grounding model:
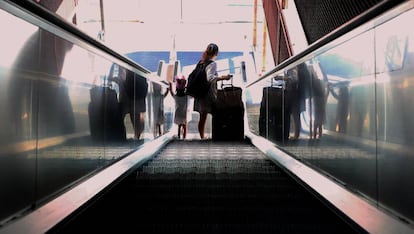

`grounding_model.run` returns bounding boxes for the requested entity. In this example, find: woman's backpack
[186,60,213,98]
